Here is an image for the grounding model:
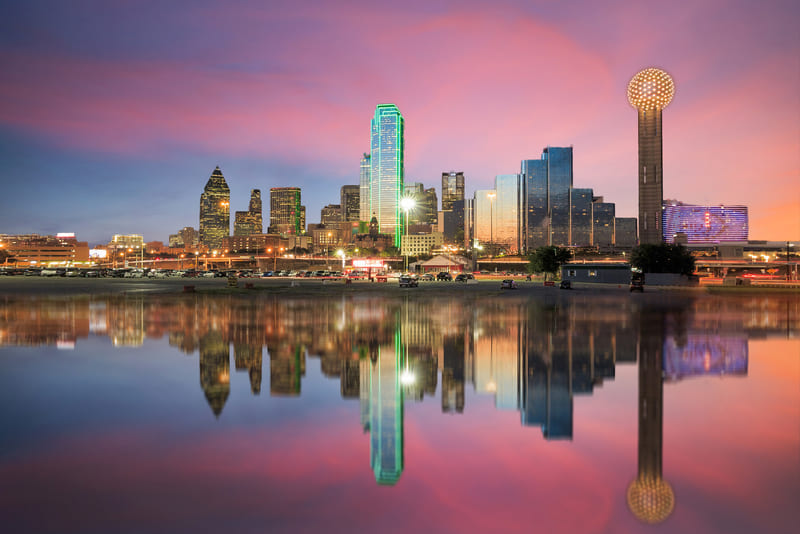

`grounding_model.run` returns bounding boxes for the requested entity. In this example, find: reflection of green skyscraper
[369,331,404,485]
[628,308,675,524]
[199,331,230,417]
